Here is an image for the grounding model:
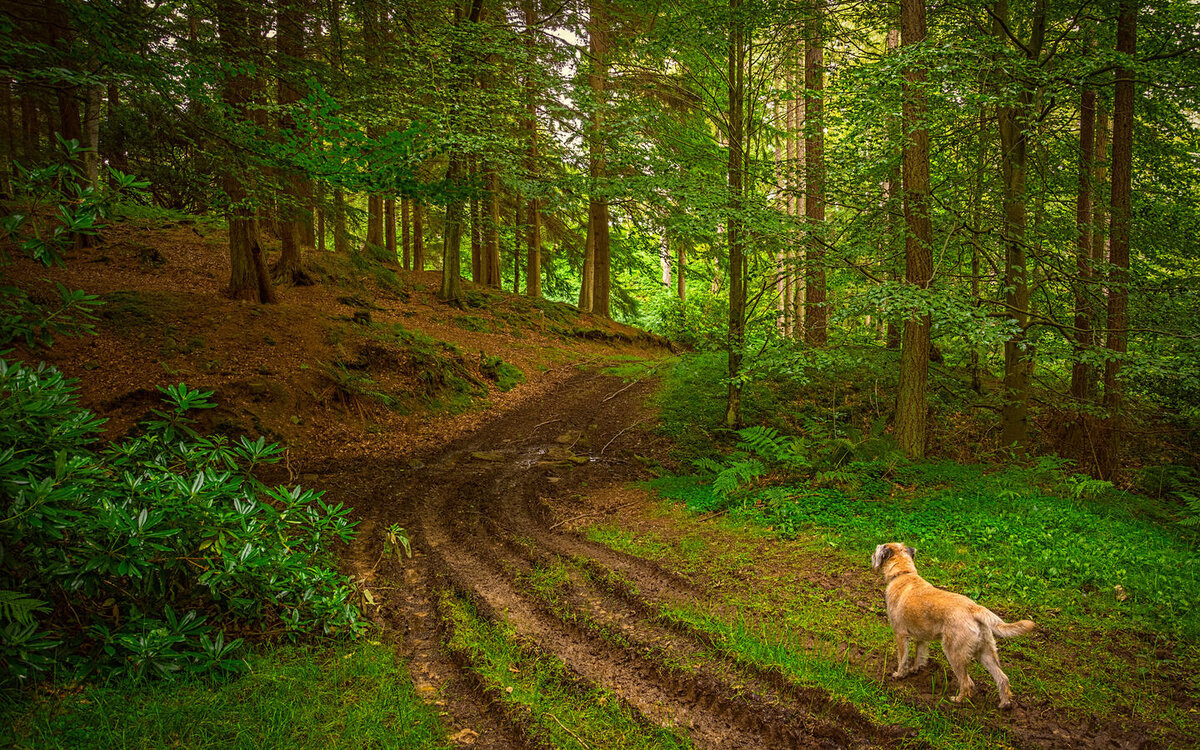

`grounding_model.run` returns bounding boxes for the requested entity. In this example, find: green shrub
[0,359,363,691]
